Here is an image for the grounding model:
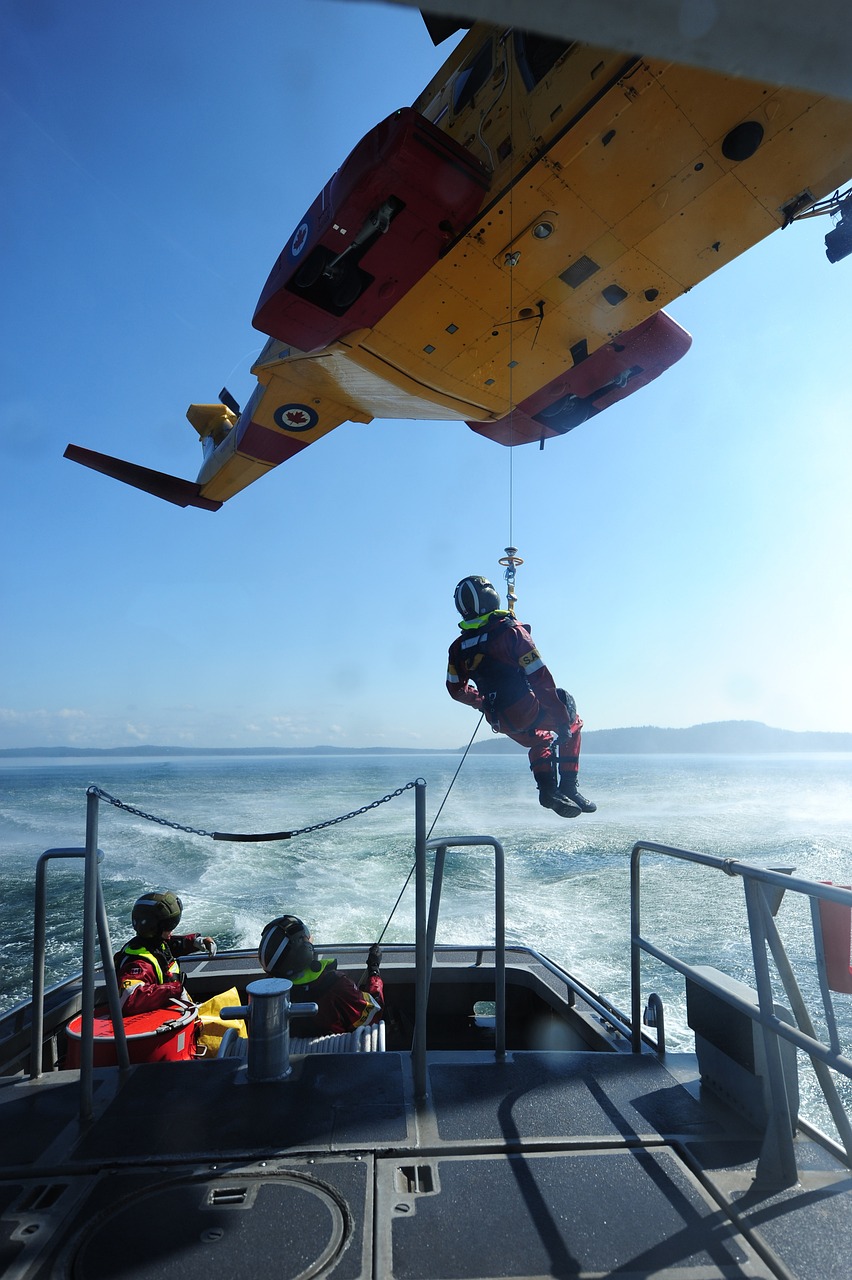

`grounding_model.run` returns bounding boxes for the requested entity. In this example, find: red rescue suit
[446,610,582,783]
[115,934,204,1016]
[288,957,384,1037]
